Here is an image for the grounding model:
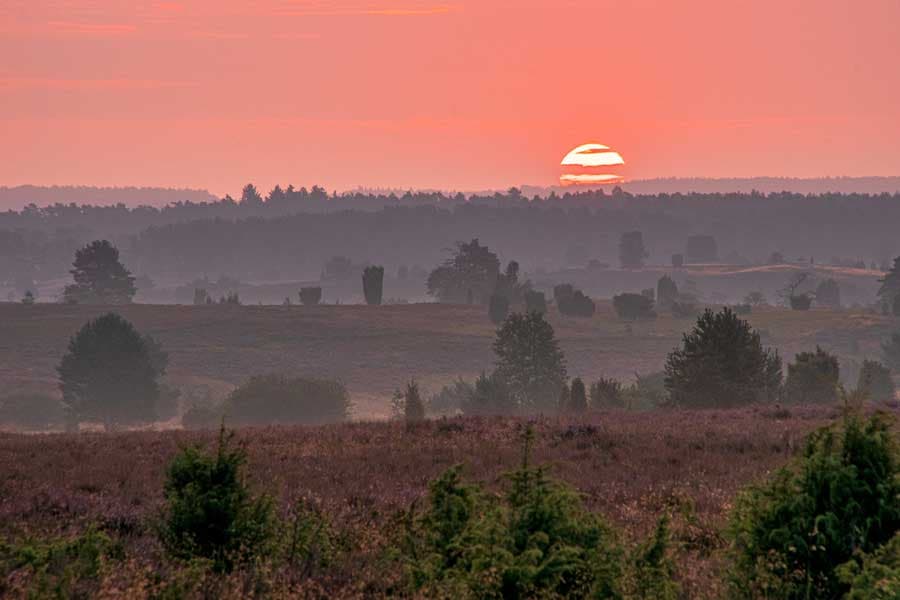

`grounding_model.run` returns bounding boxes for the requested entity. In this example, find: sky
[2,0,899,196]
